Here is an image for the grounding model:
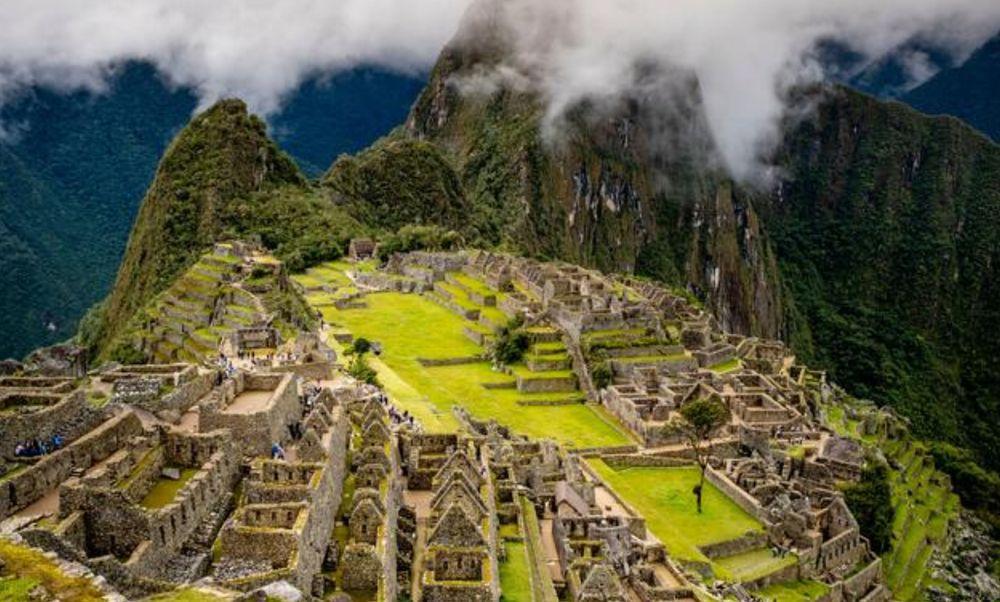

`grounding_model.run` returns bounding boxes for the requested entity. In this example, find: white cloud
[0,0,996,180]
[0,0,470,113]
[483,0,1000,181]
